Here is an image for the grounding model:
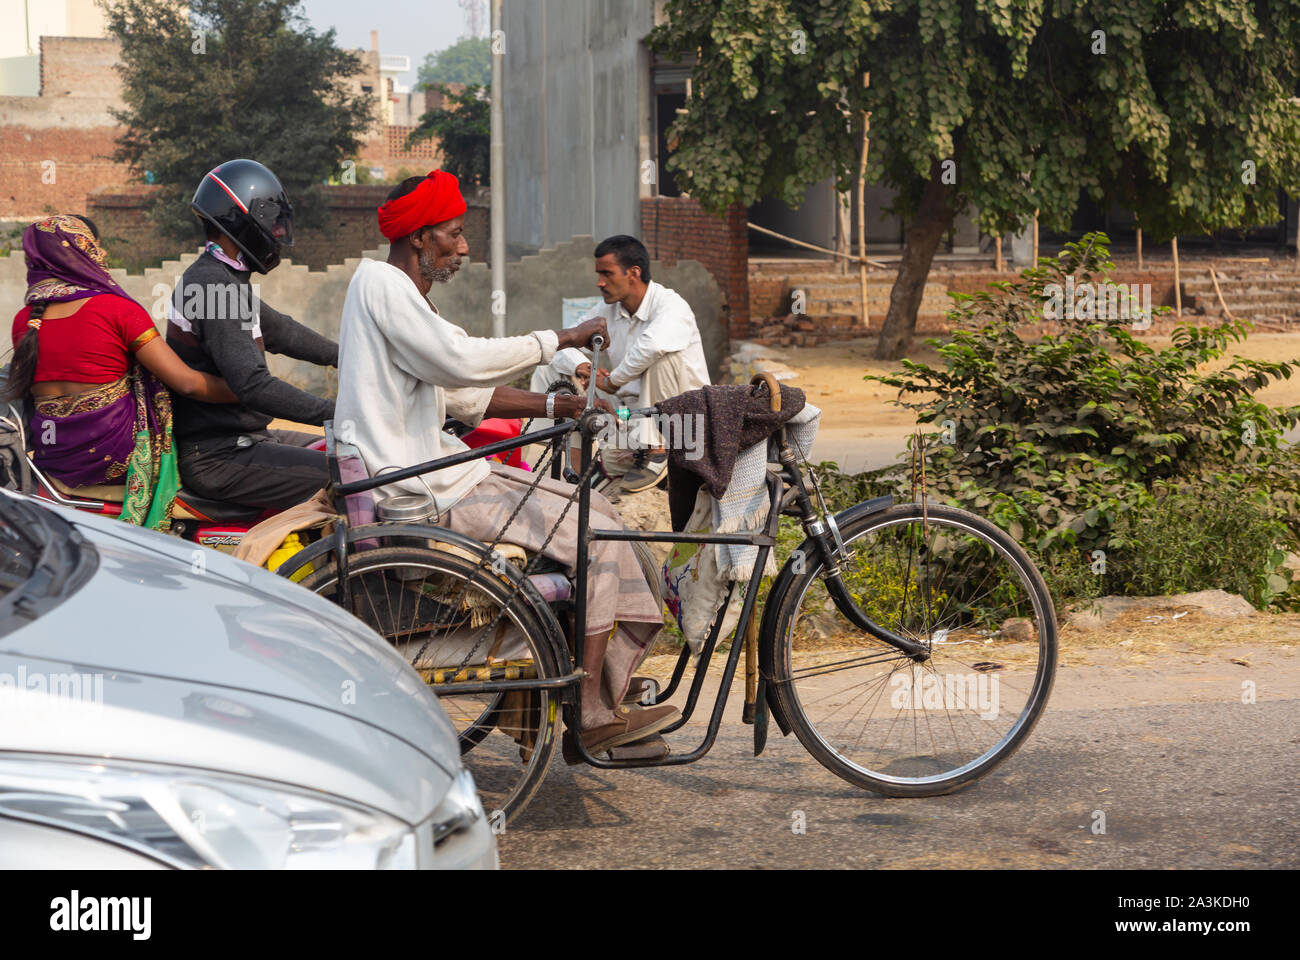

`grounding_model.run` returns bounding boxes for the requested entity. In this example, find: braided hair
[2,300,48,403]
